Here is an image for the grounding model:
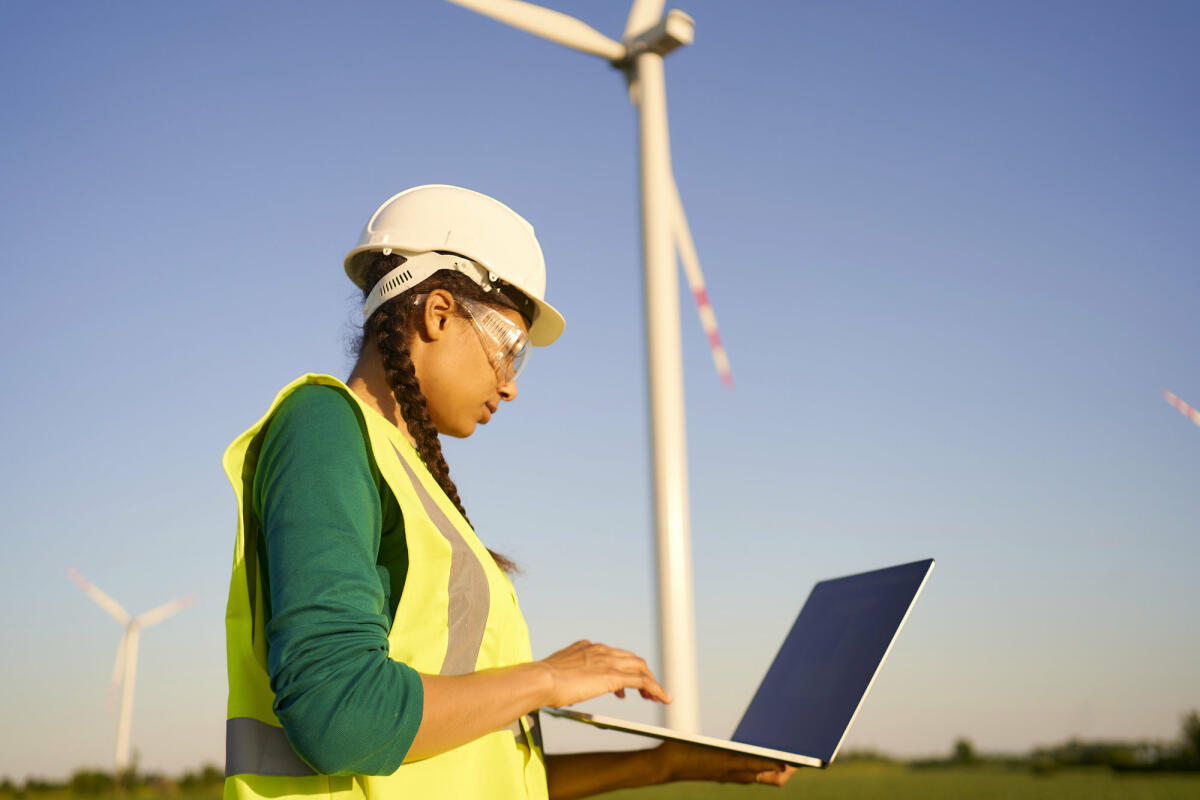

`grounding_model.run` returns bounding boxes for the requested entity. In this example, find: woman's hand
[654,740,798,787]
[539,640,672,708]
